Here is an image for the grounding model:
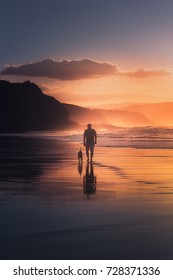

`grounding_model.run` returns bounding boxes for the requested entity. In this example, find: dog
[78,148,83,162]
